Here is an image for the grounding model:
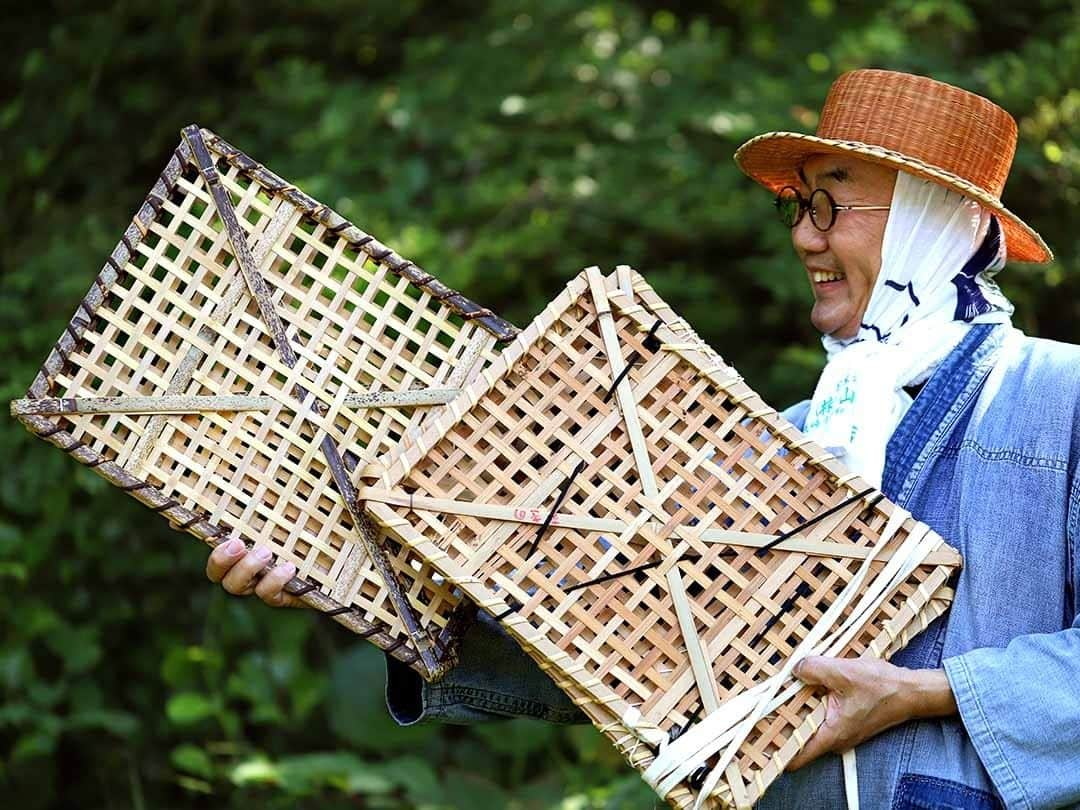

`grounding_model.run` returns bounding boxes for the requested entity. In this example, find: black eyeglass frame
[774,185,890,232]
